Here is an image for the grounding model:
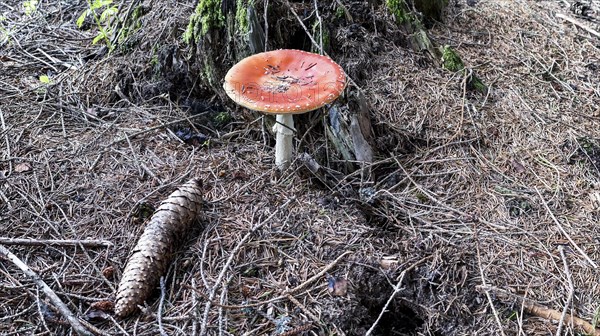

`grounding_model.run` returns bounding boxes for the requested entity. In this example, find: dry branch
[286,250,353,296]
[115,178,204,317]
[477,243,508,336]
[556,13,600,38]
[0,237,113,248]
[477,285,600,336]
[285,293,320,323]
[556,246,574,336]
[0,245,93,336]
